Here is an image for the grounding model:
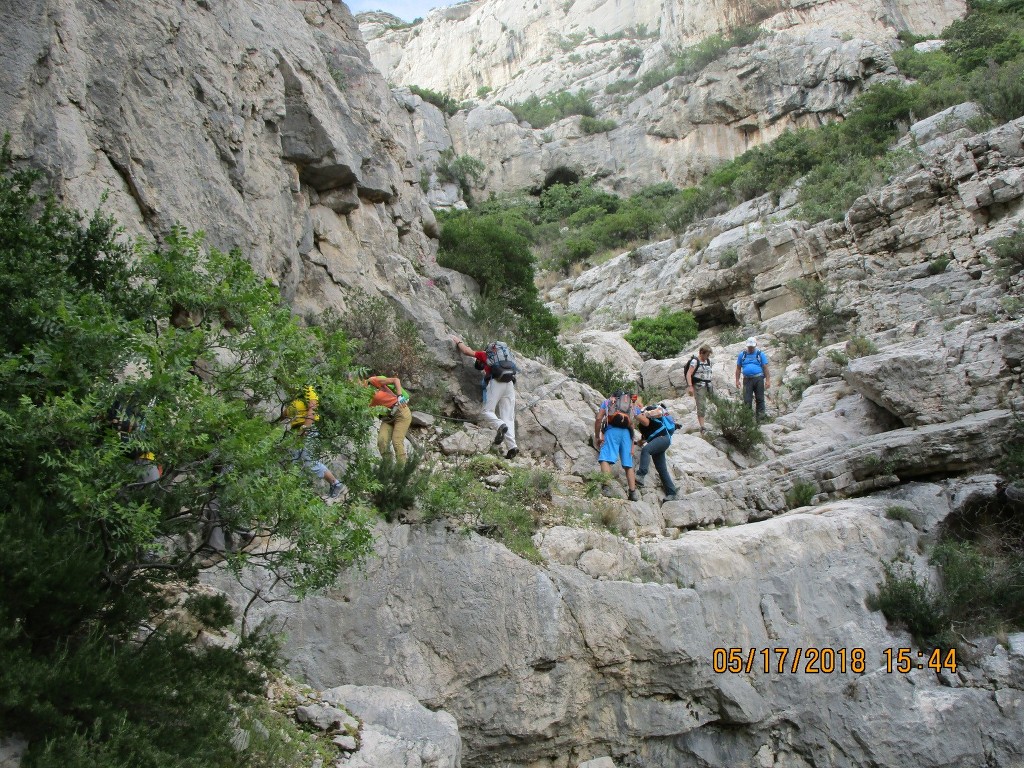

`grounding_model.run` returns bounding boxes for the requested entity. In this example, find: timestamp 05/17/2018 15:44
[712,647,958,675]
